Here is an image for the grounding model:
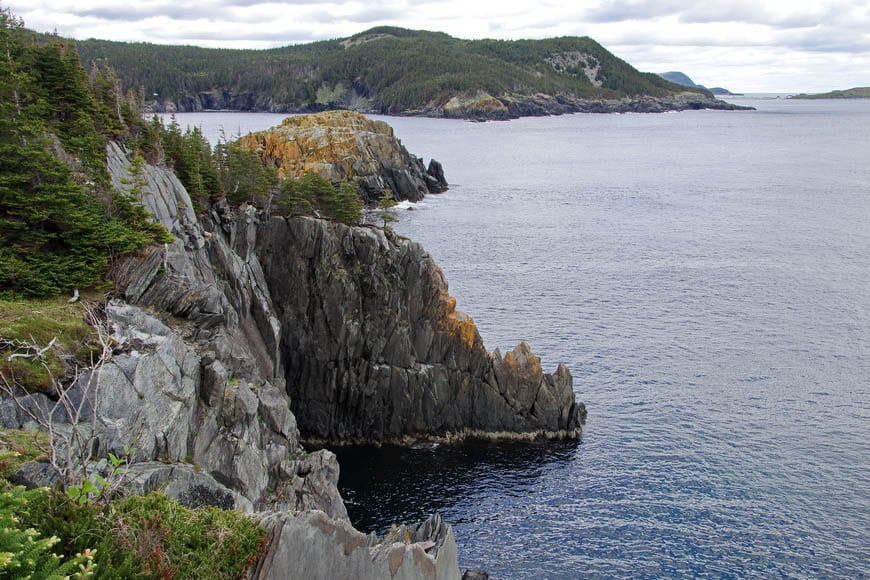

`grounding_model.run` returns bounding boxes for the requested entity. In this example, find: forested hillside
[75,26,719,118]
